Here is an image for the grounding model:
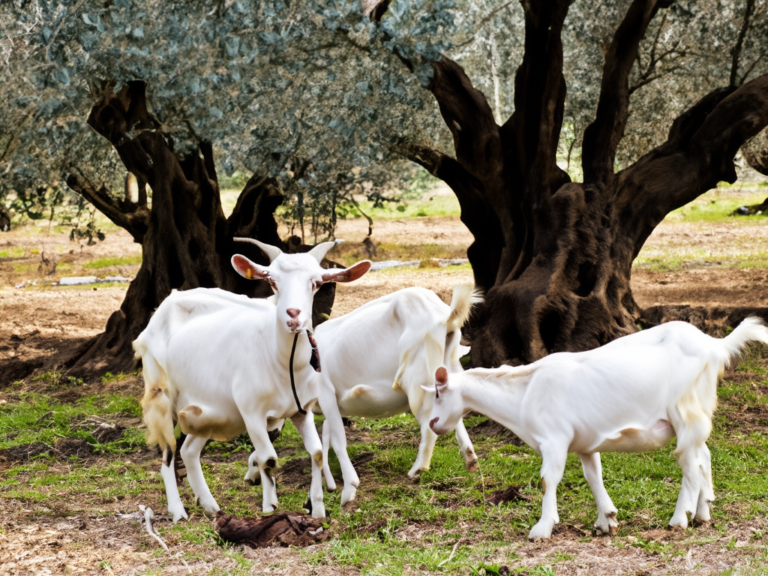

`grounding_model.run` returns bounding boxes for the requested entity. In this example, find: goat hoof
[528,520,554,540]
[691,517,711,527]
[407,469,423,483]
[341,485,357,507]
[465,458,479,473]
[170,508,189,523]
[311,502,326,520]
[245,477,261,486]
[303,499,312,516]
